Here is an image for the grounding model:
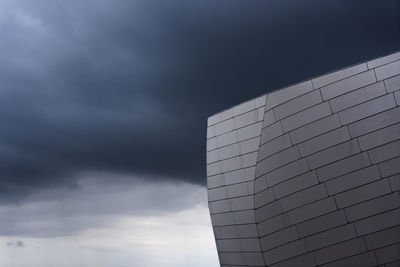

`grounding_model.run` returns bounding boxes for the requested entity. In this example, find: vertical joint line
[311,79,316,90]
[382,77,389,94]
[332,195,340,212]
